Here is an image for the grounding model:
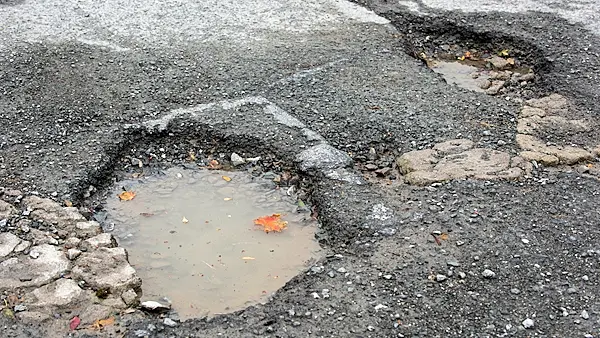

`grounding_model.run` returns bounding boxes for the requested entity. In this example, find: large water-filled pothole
[104,167,322,319]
